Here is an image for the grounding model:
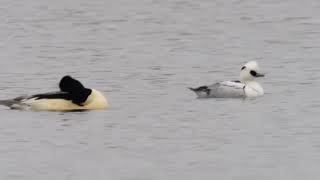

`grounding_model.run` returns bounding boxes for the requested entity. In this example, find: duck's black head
[59,75,92,106]
[59,75,85,93]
